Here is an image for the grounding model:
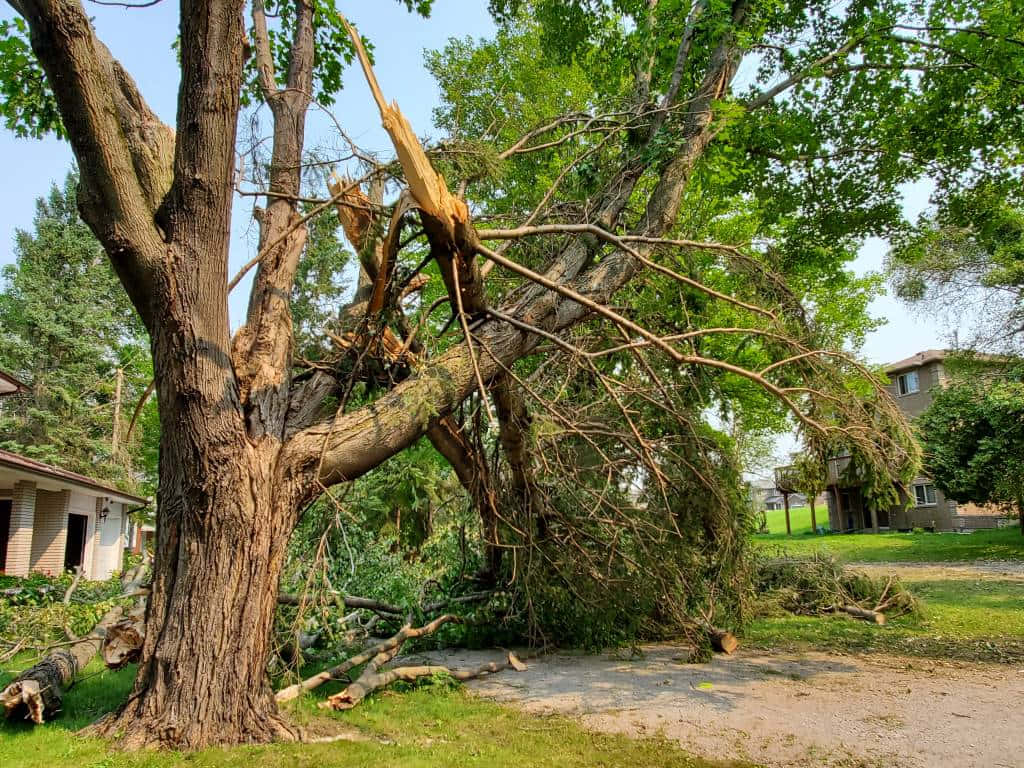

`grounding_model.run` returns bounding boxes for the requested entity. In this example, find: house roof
[0,370,27,396]
[884,349,949,374]
[0,448,148,505]
[884,349,1010,375]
